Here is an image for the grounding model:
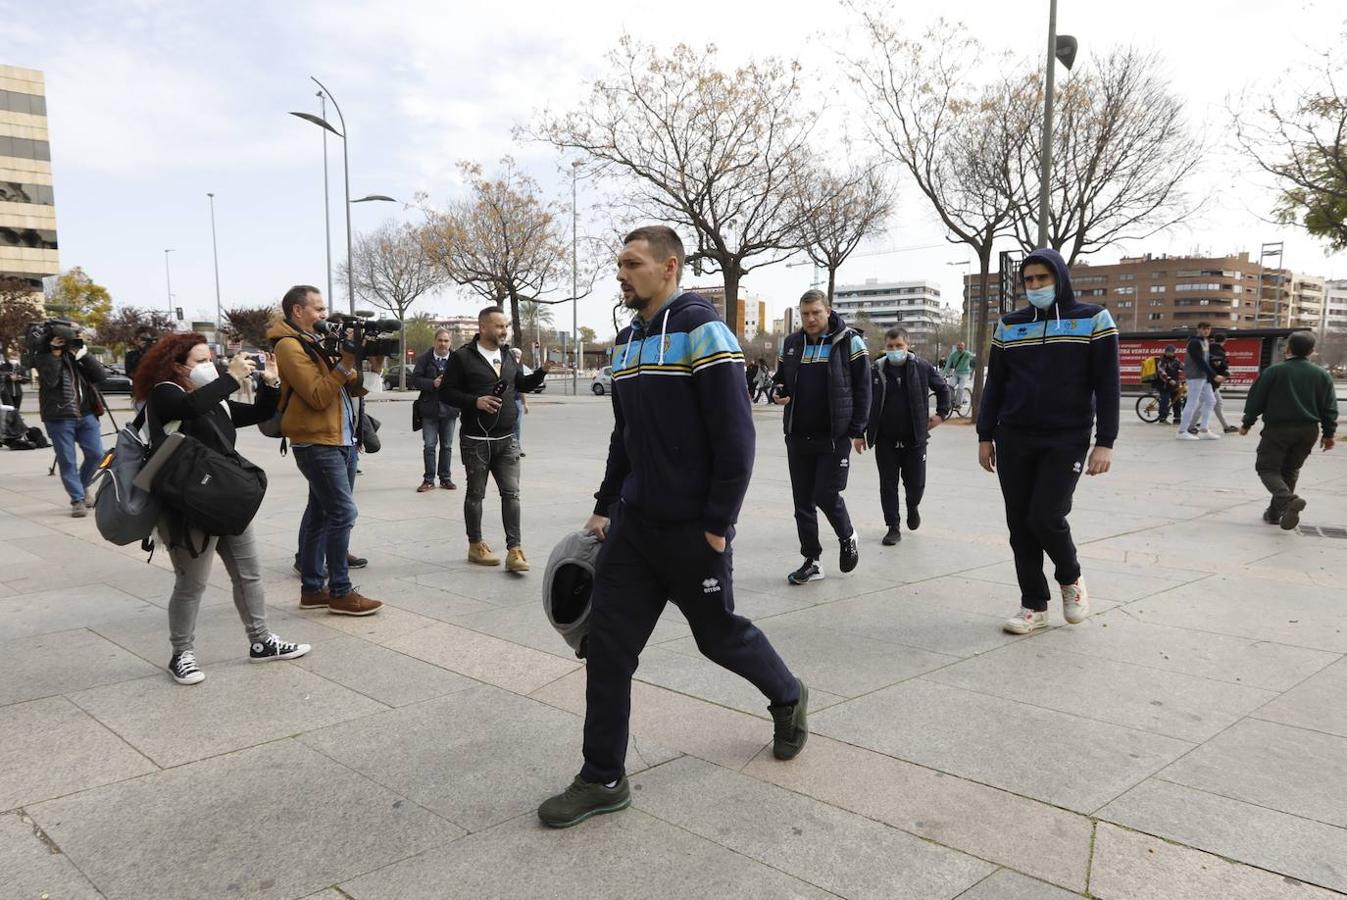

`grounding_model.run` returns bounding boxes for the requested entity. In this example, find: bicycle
[1135,381,1186,424]
[943,376,972,419]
